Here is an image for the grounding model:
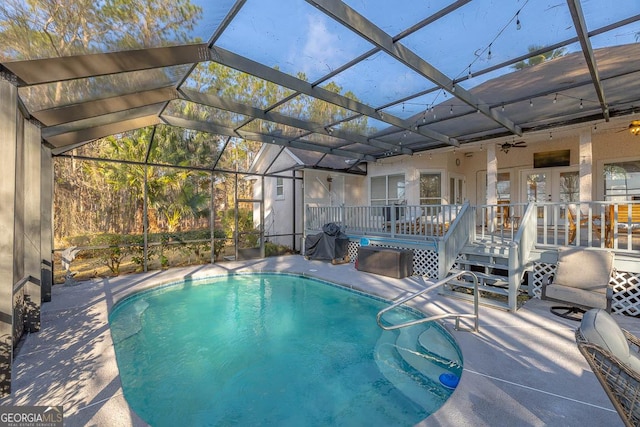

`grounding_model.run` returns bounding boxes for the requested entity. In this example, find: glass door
[449,174,465,204]
[523,169,579,225]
